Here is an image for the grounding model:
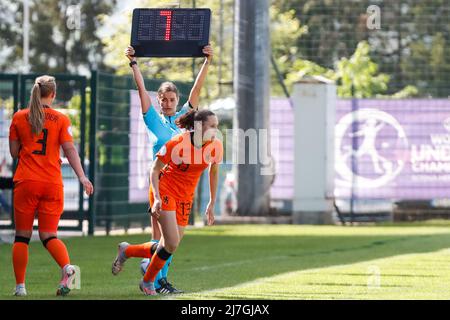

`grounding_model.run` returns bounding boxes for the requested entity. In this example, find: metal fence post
[79,77,87,230]
[88,70,98,236]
